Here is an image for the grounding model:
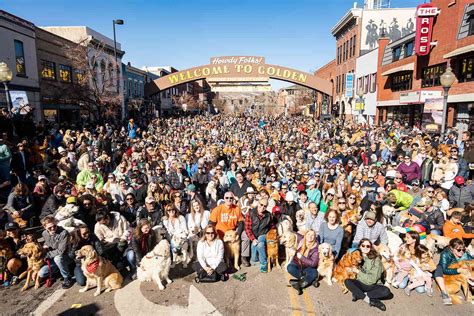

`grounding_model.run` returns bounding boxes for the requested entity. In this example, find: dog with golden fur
[266,228,280,271]
[76,245,123,296]
[375,244,396,287]
[280,231,297,268]
[17,242,44,291]
[223,230,240,270]
[332,249,363,293]
[317,243,334,285]
[444,260,474,304]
